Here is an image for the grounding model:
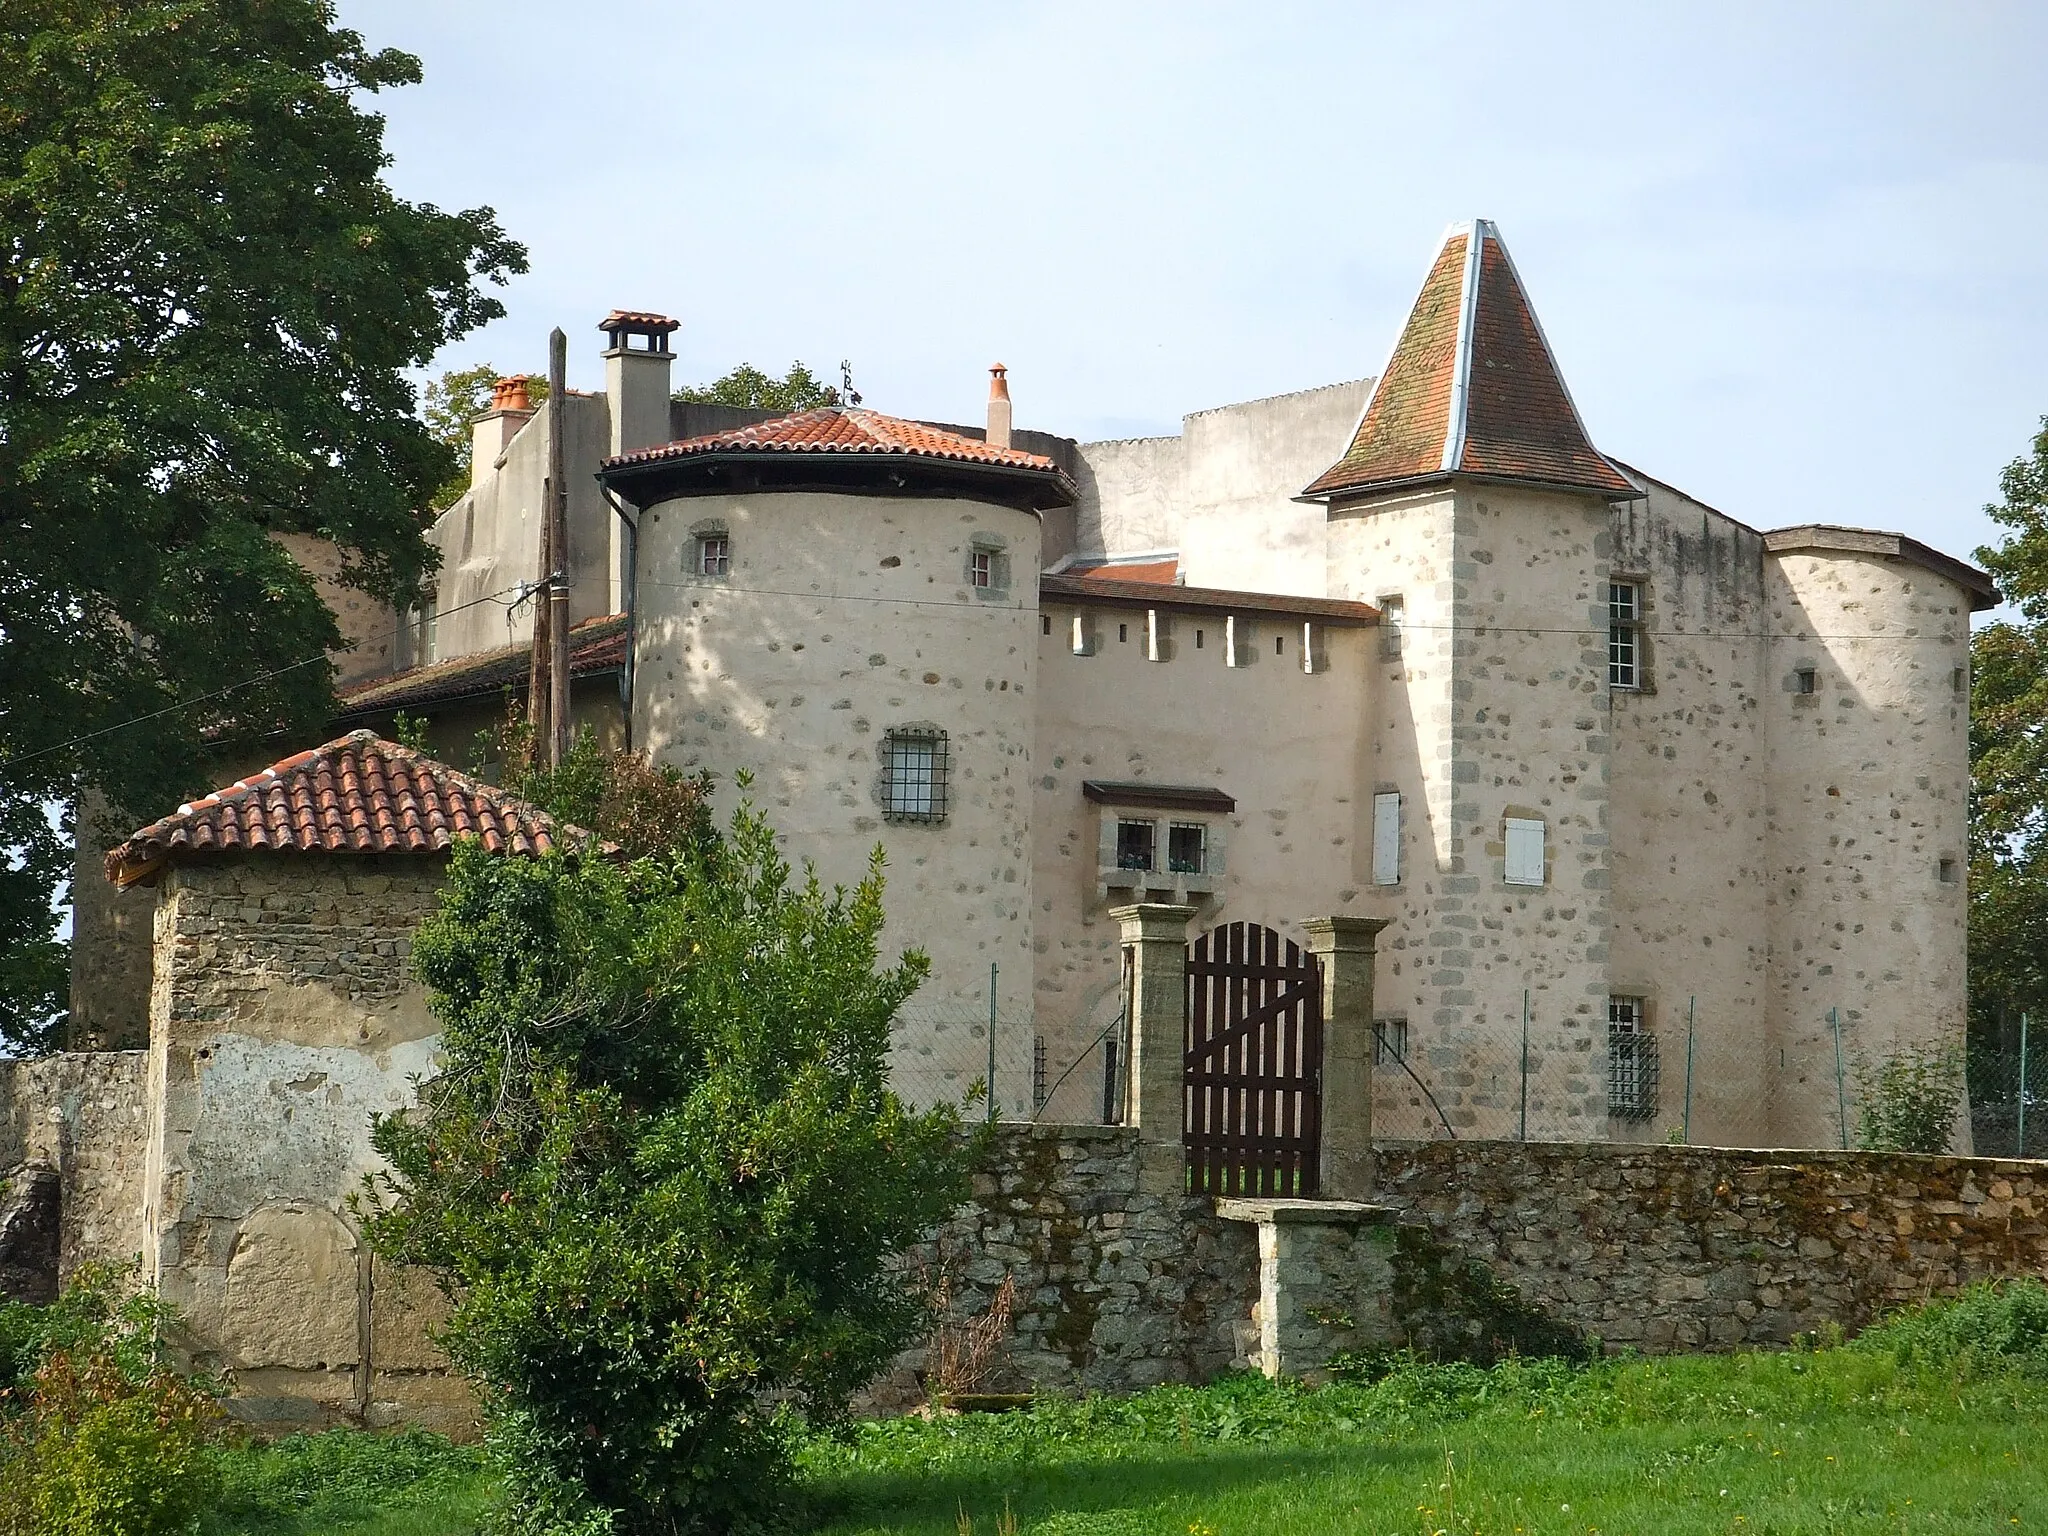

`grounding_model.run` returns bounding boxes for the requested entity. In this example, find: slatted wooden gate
[1183,922,1323,1196]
